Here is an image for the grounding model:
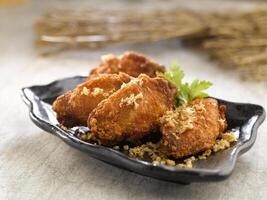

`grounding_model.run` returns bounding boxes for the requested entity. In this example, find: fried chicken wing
[88,74,177,146]
[52,73,131,127]
[89,51,165,78]
[159,98,227,159]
